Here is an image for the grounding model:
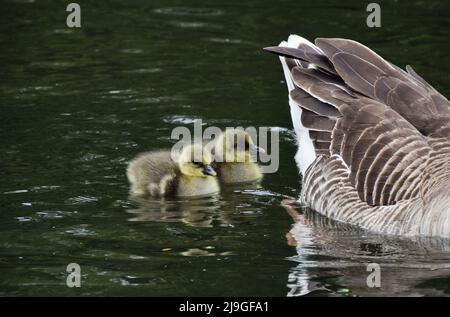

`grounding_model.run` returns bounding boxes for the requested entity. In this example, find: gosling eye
[193,161,203,167]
